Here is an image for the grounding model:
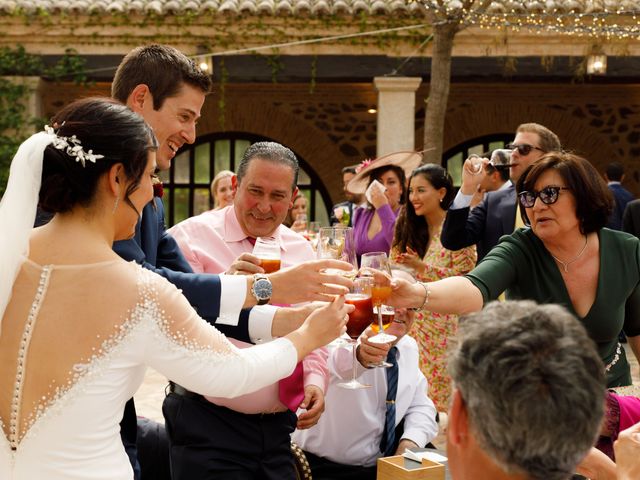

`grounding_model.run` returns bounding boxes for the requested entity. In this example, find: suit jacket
[329,201,355,227]
[623,199,640,239]
[608,183,635,231]
[441,184,516,262]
